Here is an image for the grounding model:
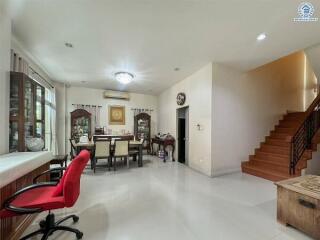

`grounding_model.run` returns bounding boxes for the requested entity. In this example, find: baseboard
[212,167,241,177]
